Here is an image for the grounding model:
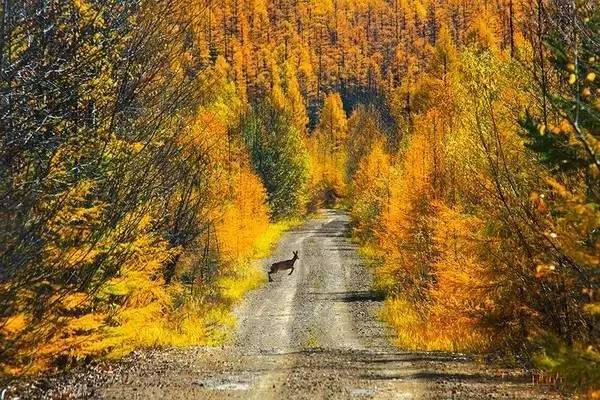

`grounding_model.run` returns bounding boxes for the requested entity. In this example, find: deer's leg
[288,267,294,275]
